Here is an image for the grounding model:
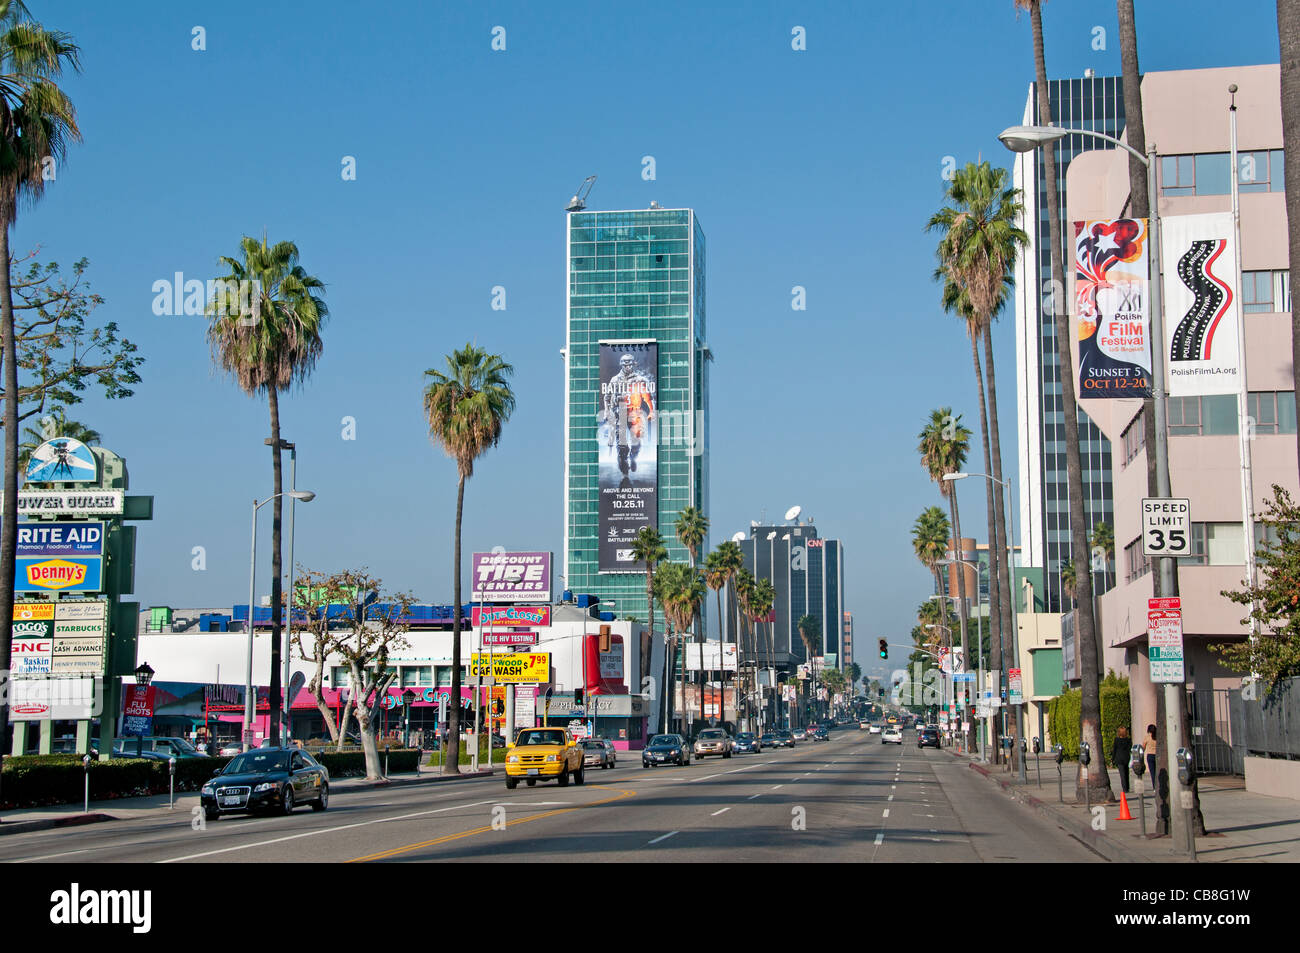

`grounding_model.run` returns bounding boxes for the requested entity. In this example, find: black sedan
[811,727,830,743]
[642,734,690,767]
[200,747,329,820]
[733,732,762,753]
